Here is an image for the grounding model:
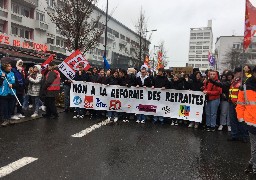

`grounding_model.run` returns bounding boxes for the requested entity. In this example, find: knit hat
[34,65,41,73]
[140,65,148,71]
